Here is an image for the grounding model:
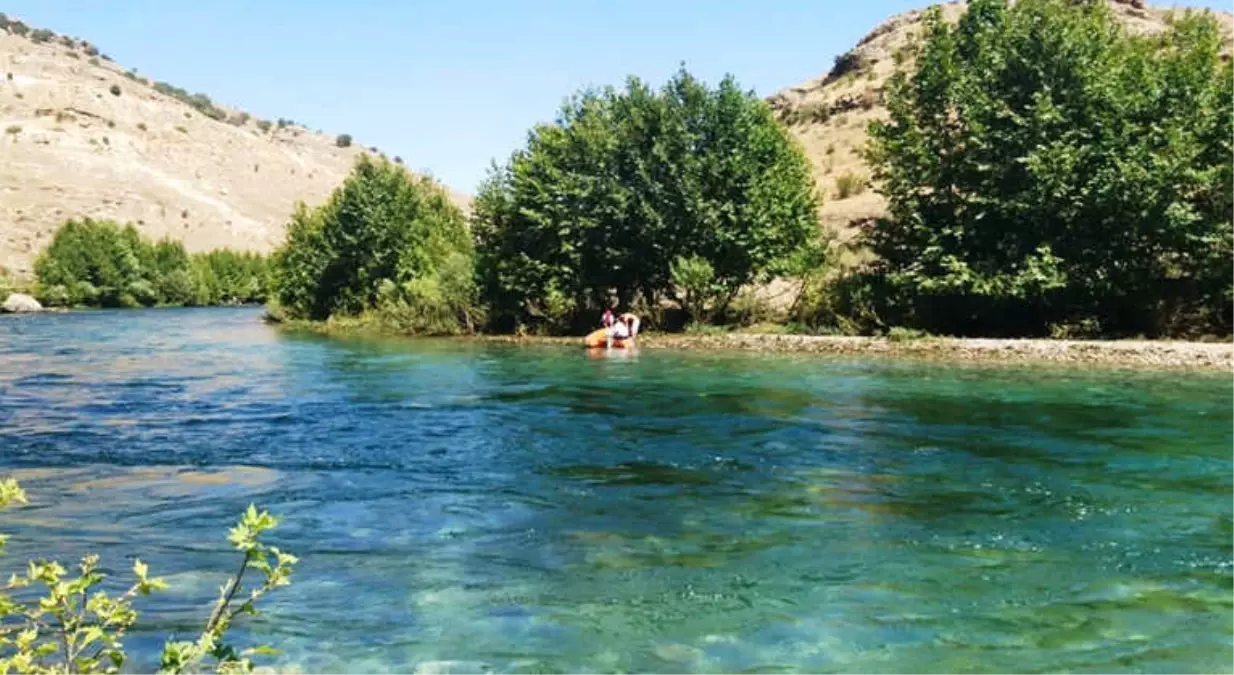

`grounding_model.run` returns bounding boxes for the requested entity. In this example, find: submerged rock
[1,292,42,313]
